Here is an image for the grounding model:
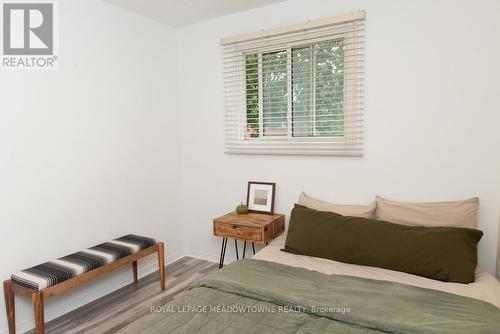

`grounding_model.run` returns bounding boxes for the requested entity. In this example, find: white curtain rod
[221,10,366,46]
